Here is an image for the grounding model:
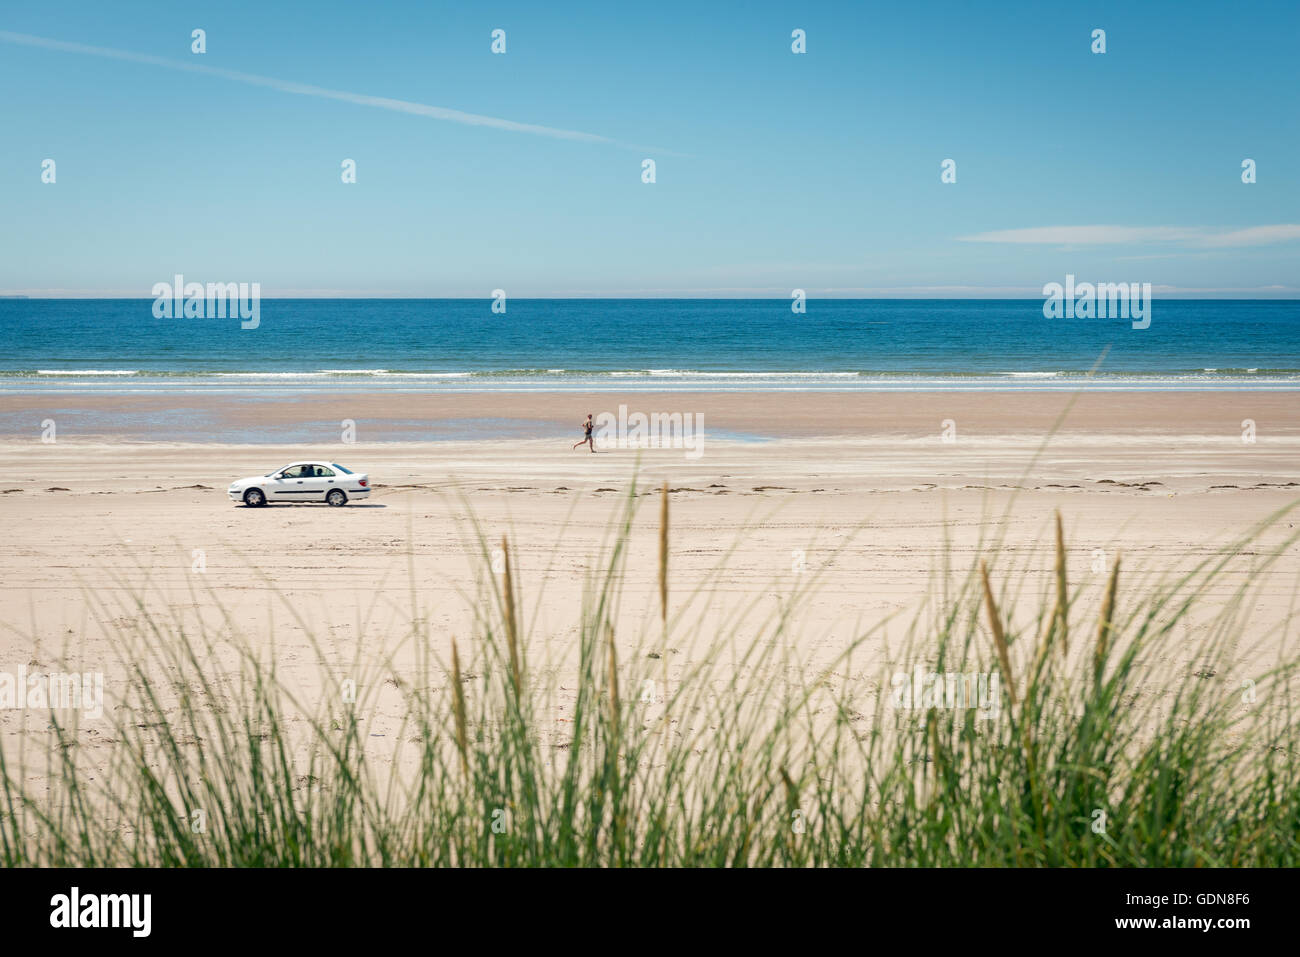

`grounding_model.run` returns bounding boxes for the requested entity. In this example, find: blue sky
[1,0,1297,297]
